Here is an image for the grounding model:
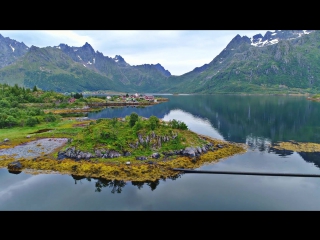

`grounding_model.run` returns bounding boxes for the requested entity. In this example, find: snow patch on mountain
[9,44,14,52]
[250,30,314,47]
